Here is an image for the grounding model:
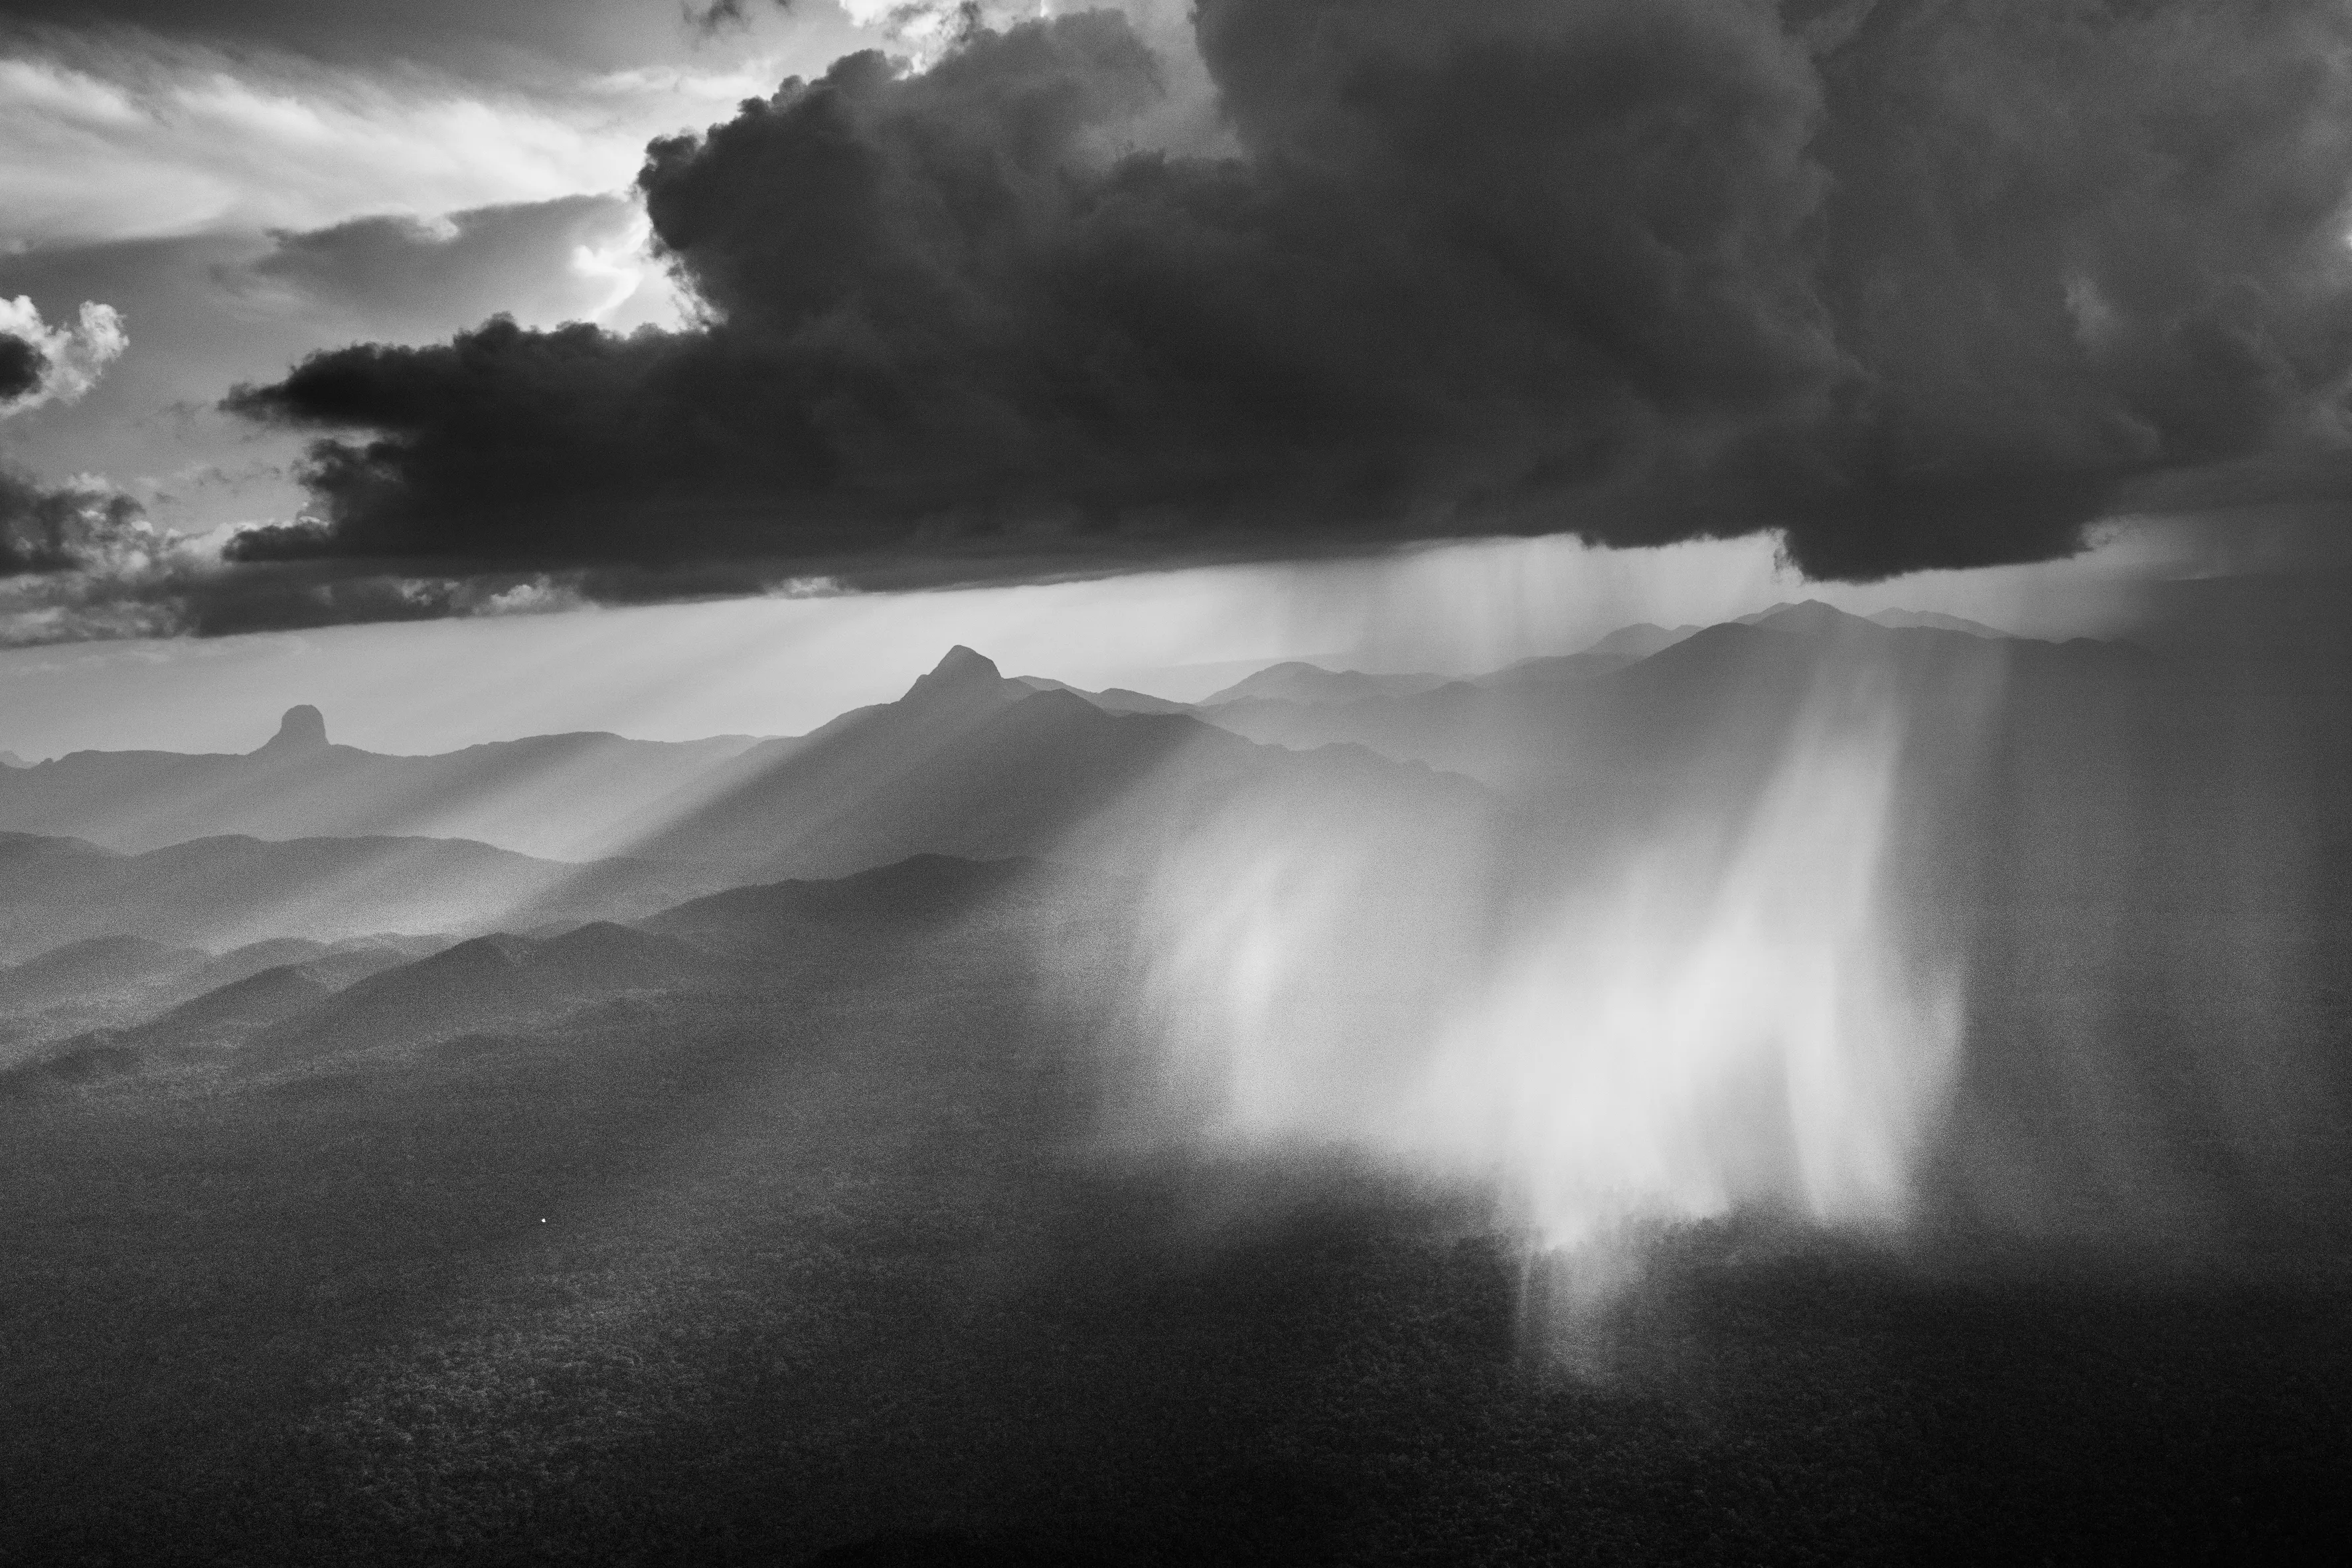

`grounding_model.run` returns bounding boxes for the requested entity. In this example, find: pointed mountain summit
[604,631,1490,882]
[902,646,1007,702]
[258,705,329,754]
